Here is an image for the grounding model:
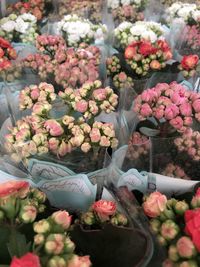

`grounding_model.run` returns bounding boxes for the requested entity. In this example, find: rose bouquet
[6,0,53,21]
[133,81,200,176]
[0,13,38,44]
[23,35,101,90]
[143,190,200,267]
[58,14,107,47]
[178,54,199,78]
[58,0,104,24]
[107,0,147,25]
